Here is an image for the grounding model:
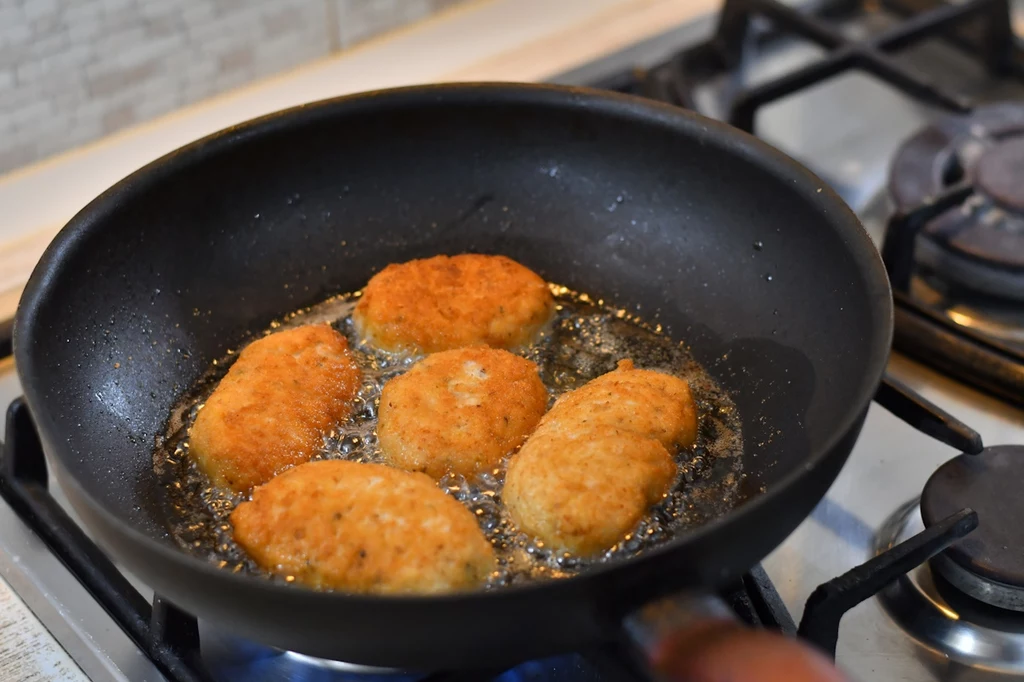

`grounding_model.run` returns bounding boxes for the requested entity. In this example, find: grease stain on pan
[154,286,748,589]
